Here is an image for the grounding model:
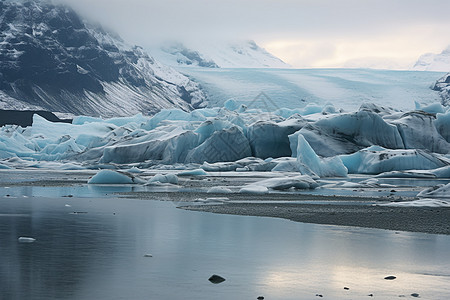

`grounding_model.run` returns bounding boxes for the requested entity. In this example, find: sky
[58,0,450,69]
